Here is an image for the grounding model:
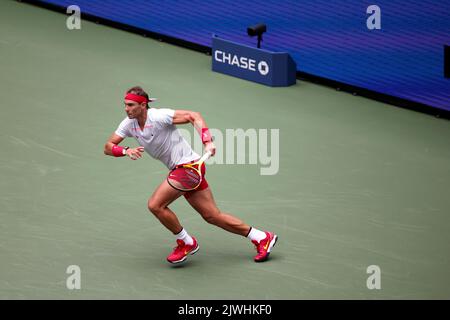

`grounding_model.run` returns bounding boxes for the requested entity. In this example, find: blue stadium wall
[34,0,450,112]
